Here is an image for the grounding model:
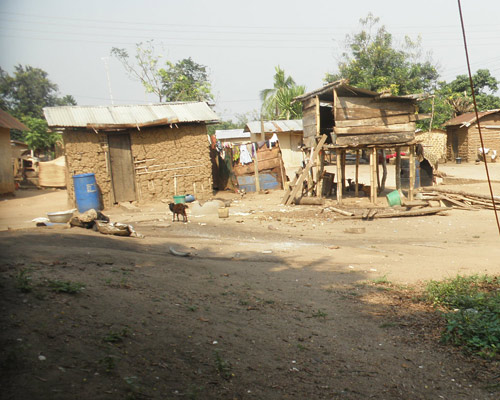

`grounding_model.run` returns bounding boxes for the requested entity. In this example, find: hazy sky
[1,0,499,121]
